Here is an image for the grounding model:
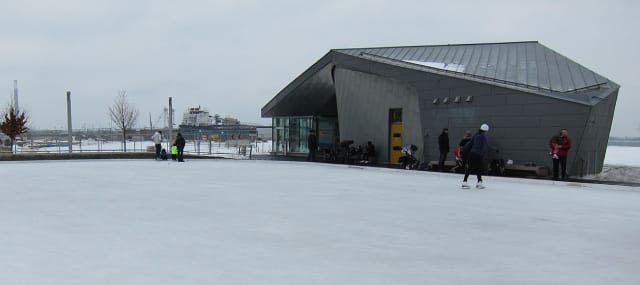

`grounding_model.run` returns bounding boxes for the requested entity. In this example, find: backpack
[453,146,461,158]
